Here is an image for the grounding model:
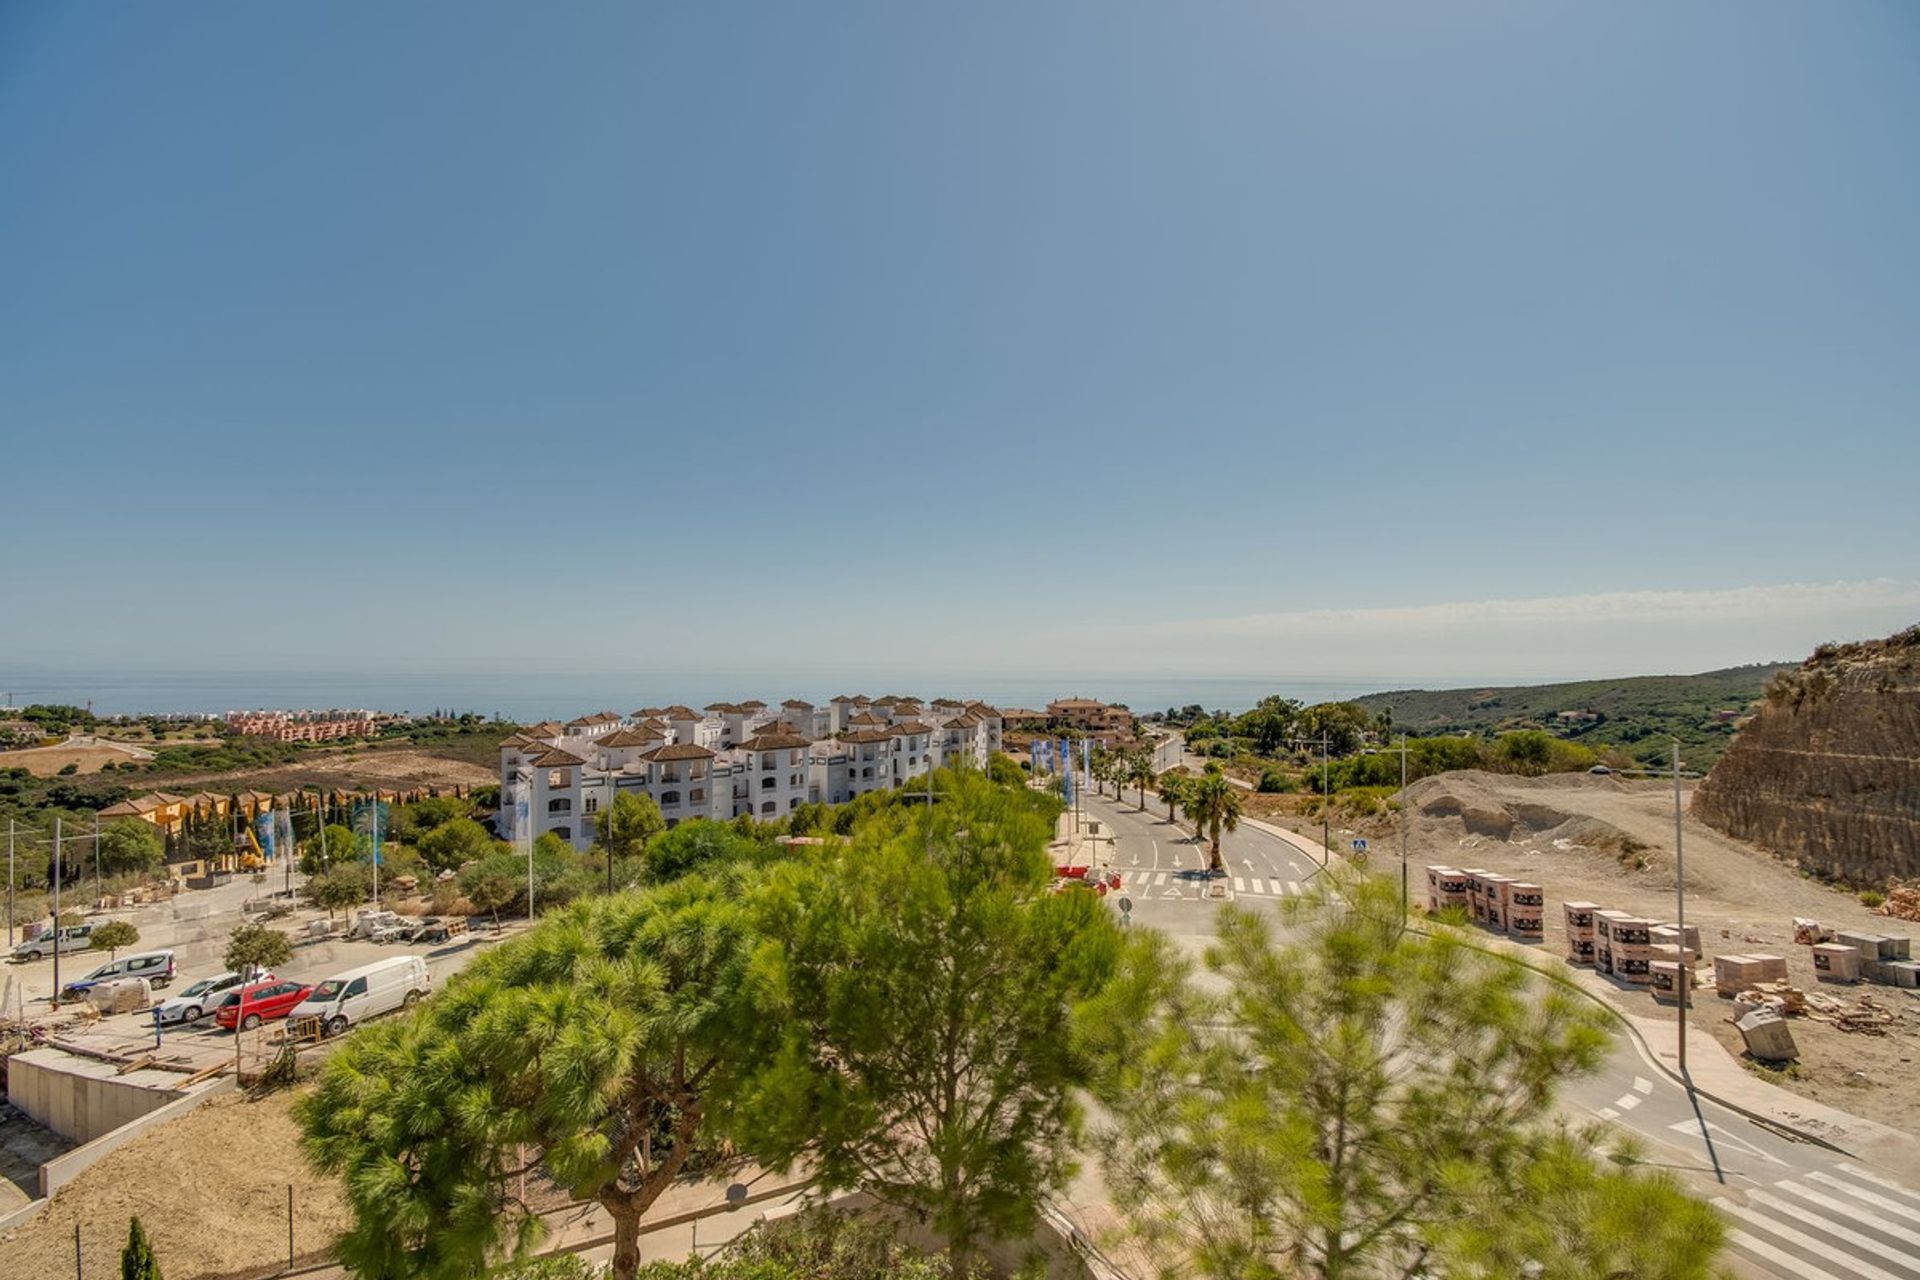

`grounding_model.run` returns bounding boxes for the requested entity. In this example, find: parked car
[62,949,175,1001]
[11,922,98,961]
[290,955,430,1036]
[155,970,264,1025]
[213,978,312,1031]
